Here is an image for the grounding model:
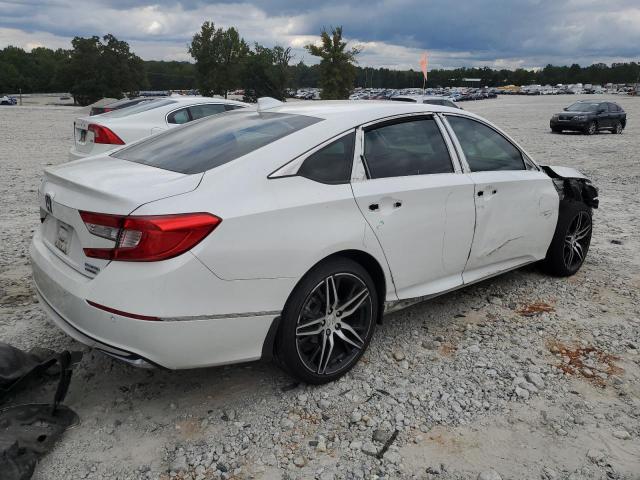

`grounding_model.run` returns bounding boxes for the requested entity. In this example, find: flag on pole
[420,52,428,81]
